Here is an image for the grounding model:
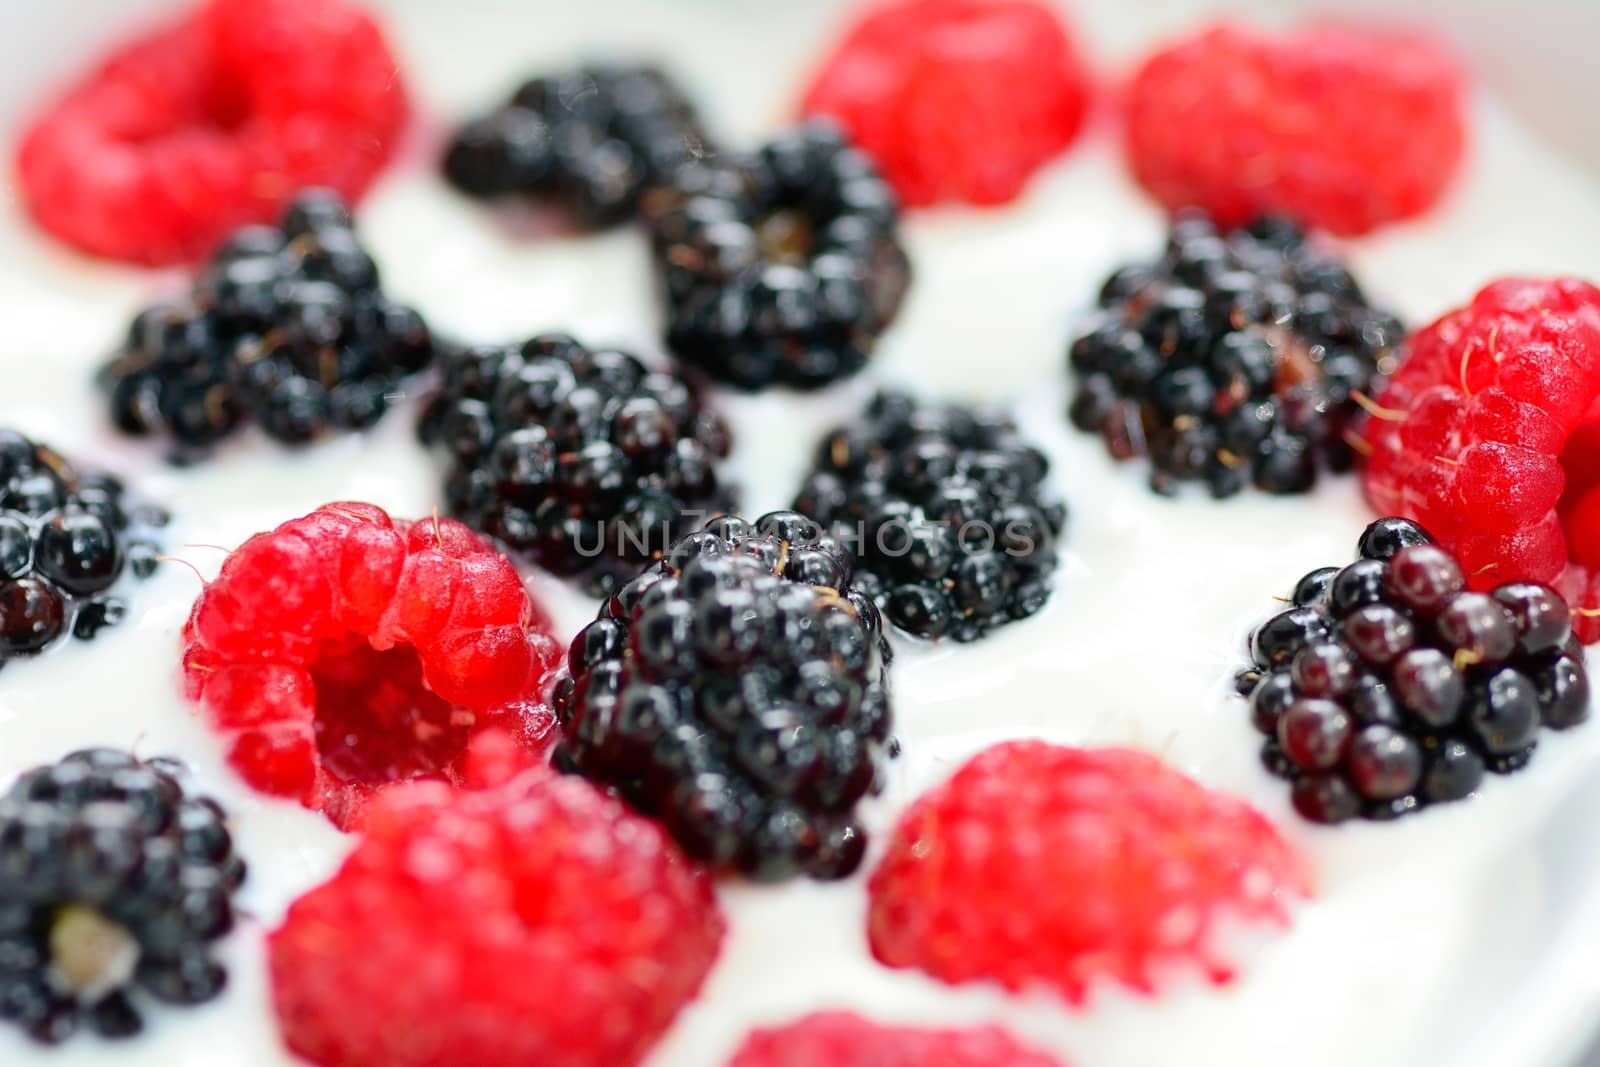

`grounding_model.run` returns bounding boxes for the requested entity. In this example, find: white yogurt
[0,2,1598,1066]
